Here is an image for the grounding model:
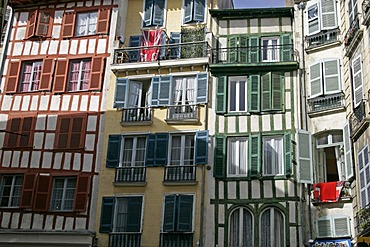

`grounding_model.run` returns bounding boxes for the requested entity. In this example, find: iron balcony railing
[109,233,141,247]
[121,107,153,123]
[306,28,340,49]
[113,41,209,64]
[211,44,294,64]
[307,92,345,113]
[344,16,361,46]
[164,165,196,182]
[115,167,146,183]
[160,233,193,247]
[166,104,199,121]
